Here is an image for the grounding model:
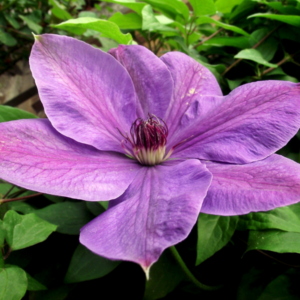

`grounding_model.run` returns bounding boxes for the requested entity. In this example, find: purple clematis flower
[1,34,300,275]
